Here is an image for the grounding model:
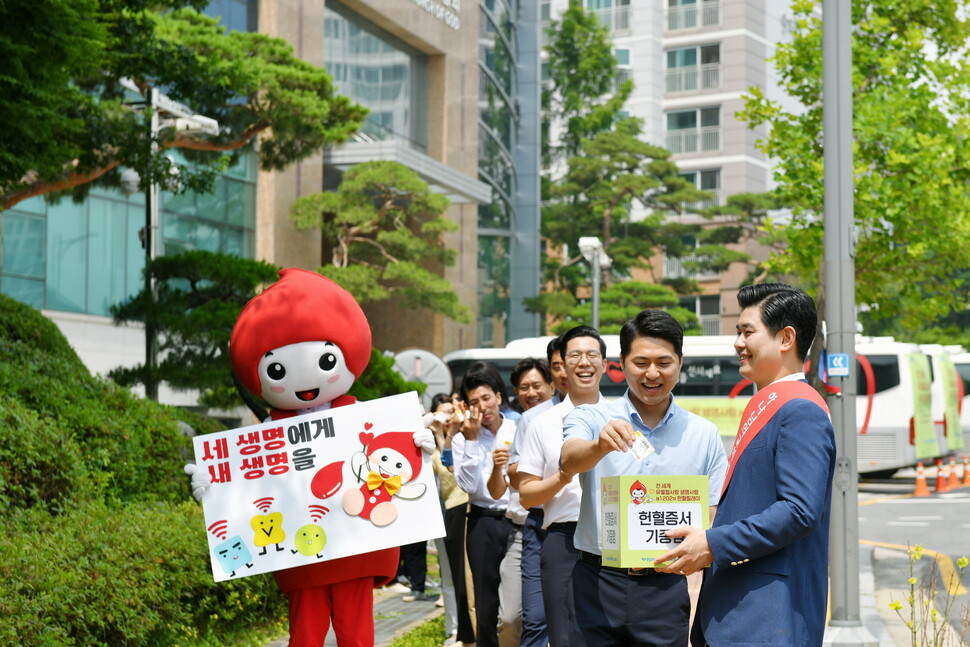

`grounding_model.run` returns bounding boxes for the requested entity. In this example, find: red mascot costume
[229,267,398,647]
